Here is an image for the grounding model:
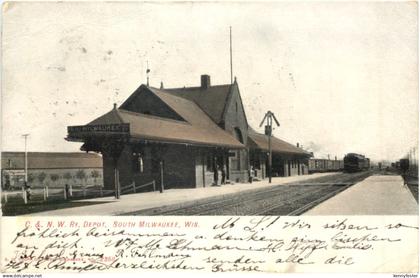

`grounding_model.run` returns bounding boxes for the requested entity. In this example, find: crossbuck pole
[259,111,280,183]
